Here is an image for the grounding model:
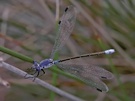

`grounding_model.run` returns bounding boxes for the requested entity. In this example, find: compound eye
[34,63,38,67]
[33,61,39,65]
